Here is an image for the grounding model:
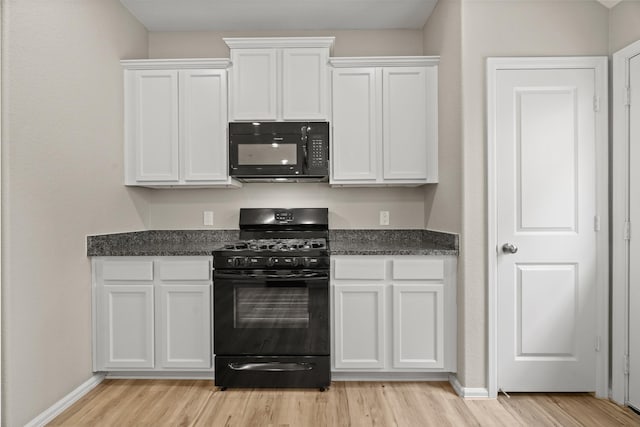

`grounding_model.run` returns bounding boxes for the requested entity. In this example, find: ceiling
[119,0,439,31]
[120,0,620,33]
